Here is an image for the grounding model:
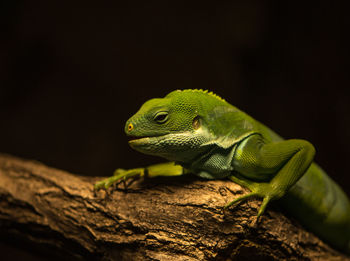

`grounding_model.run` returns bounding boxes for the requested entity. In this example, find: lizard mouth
[128,136,149,143]
[127,135,149,141]
[127,135,162,146]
